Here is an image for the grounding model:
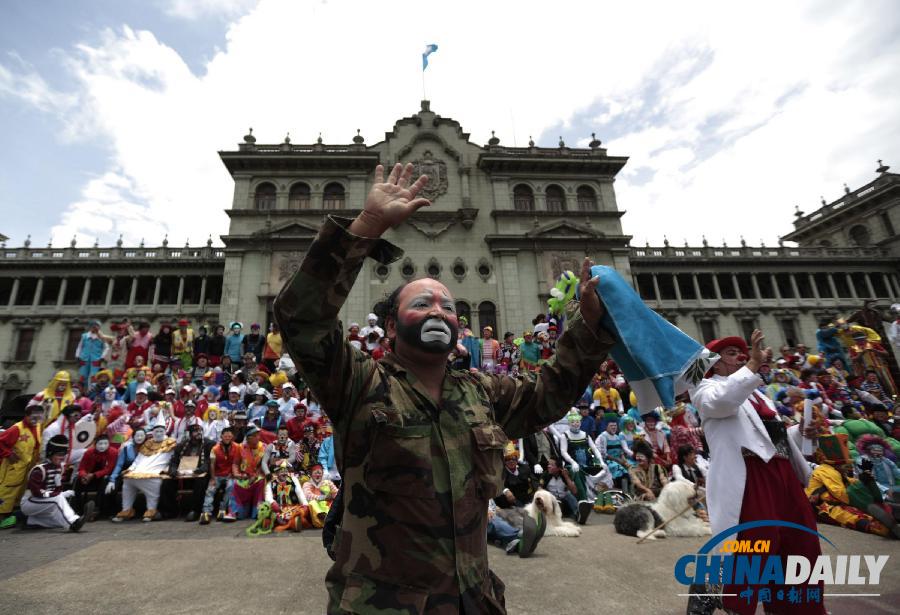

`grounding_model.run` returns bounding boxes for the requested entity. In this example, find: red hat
[178,319,189,327]
[705,336,748,355]
[255,365,271,376]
